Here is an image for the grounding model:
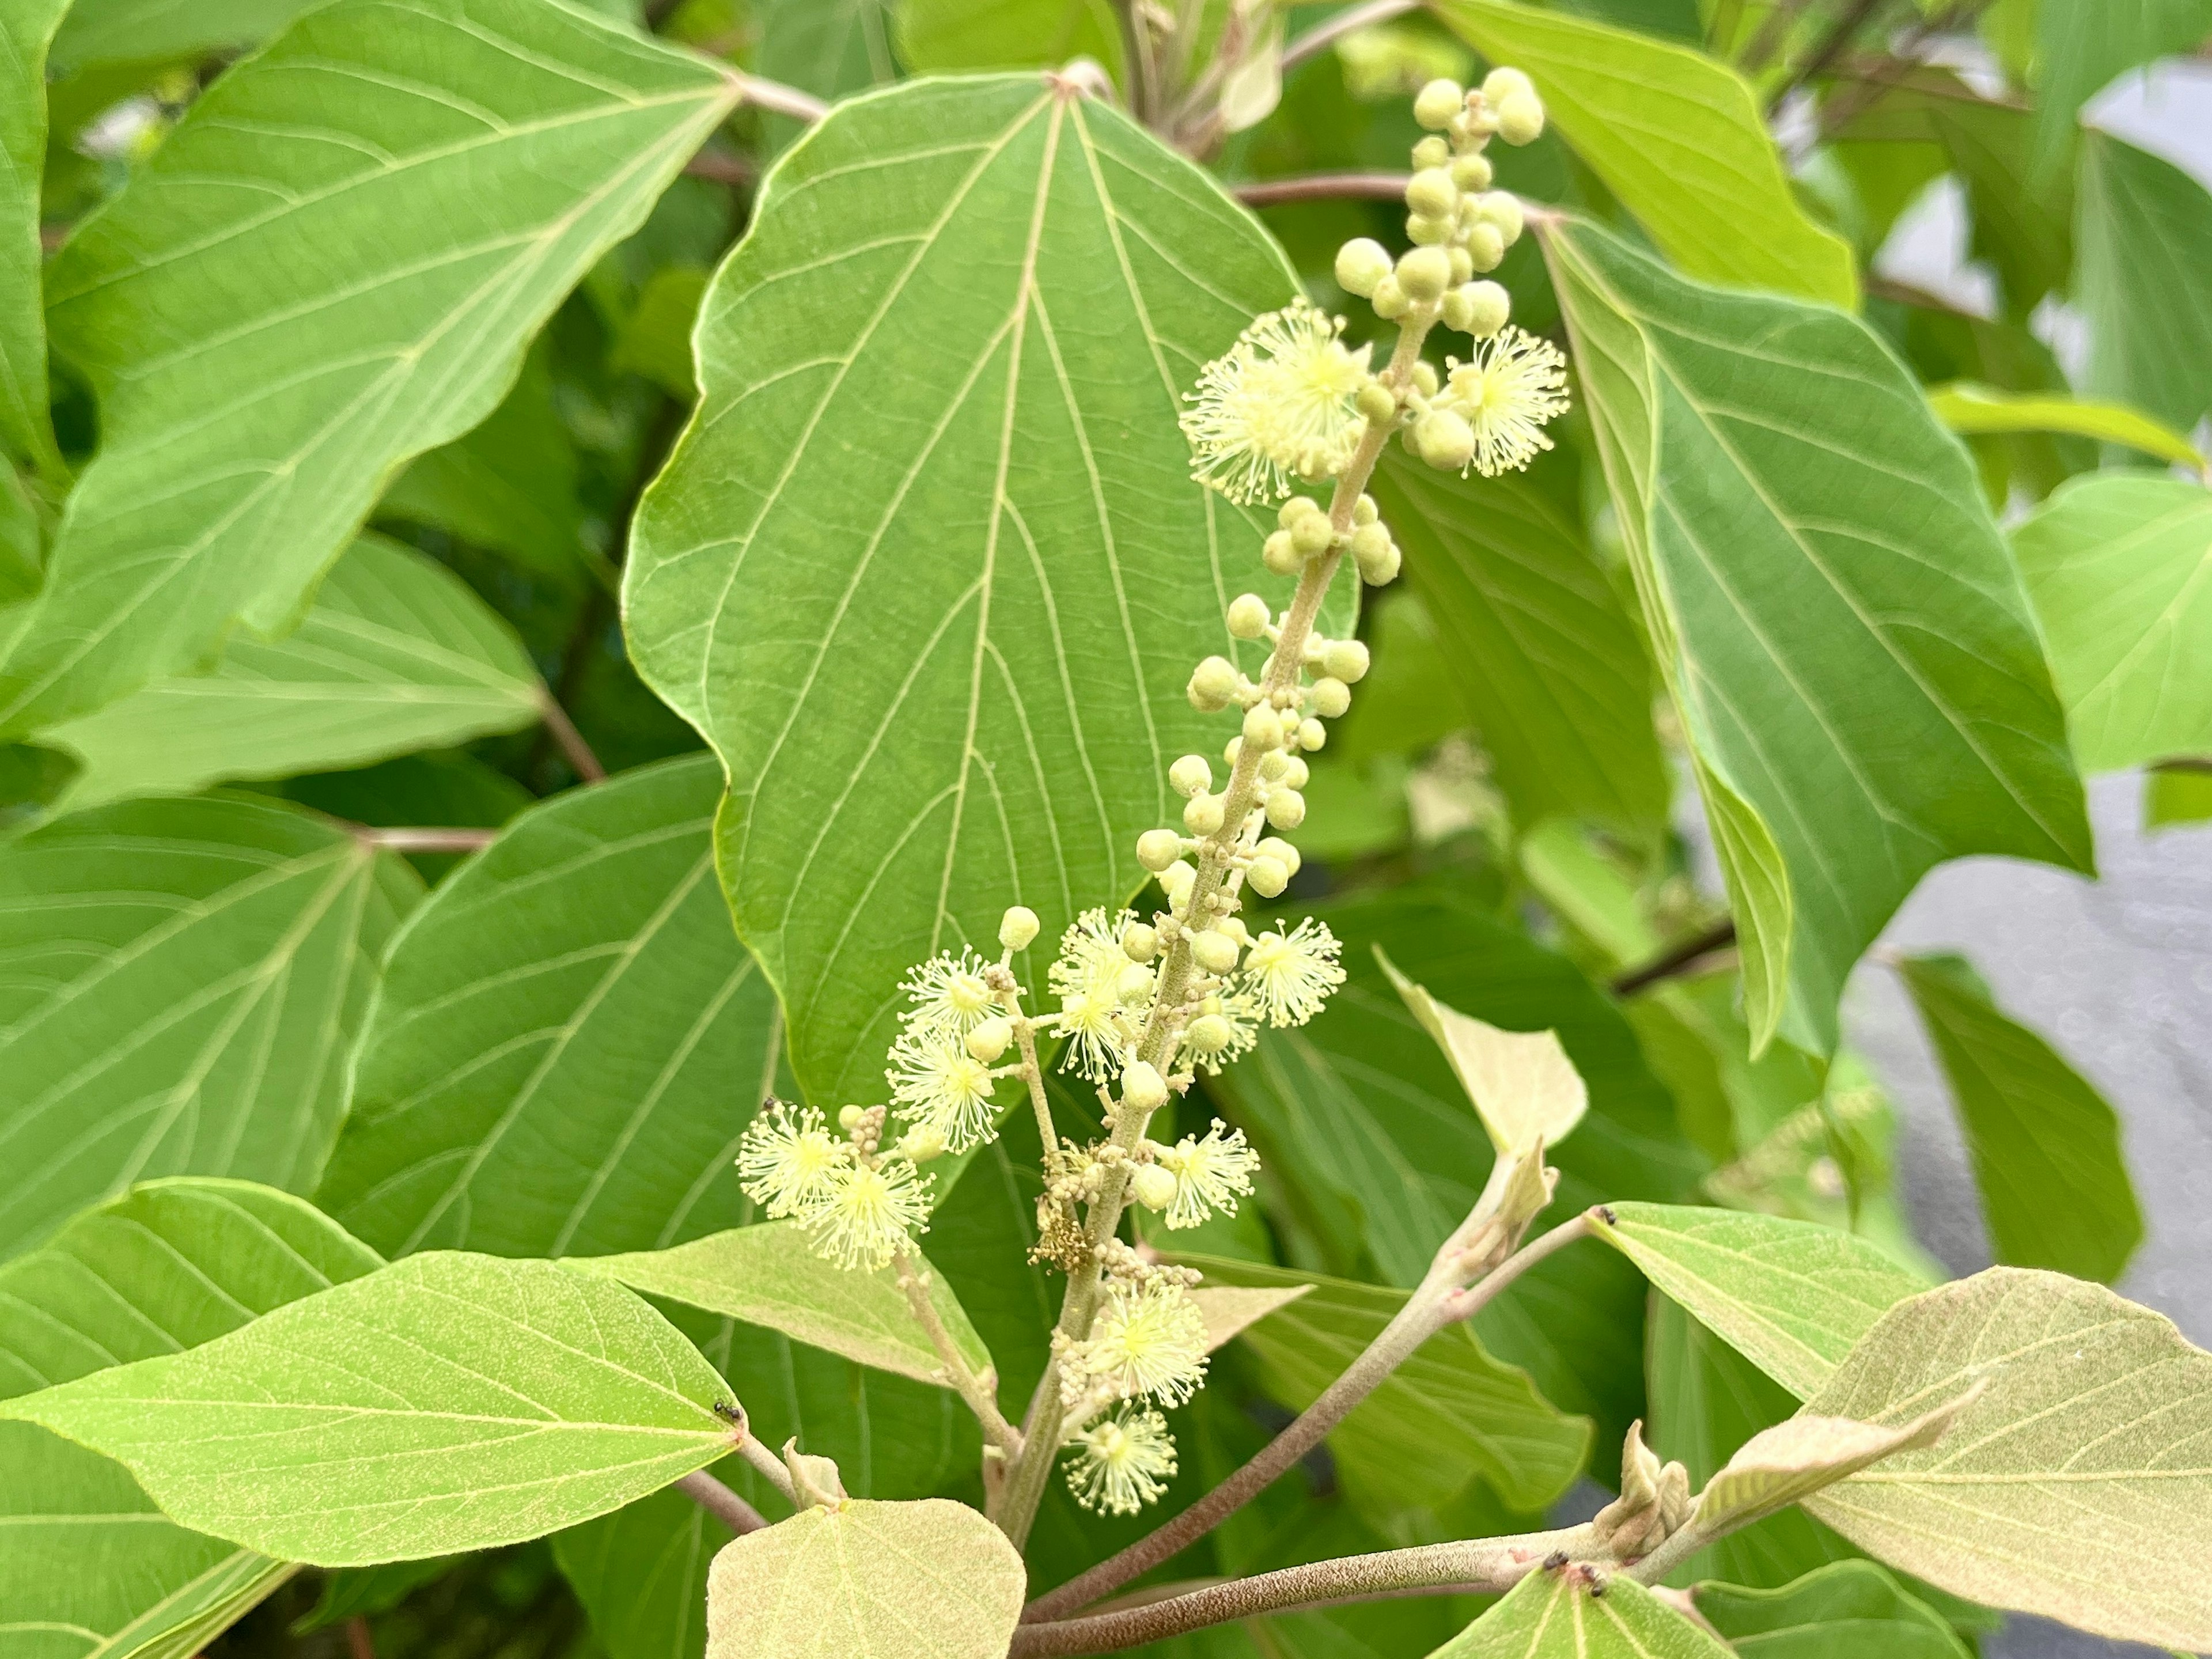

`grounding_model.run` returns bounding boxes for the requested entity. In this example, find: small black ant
[712,1400,745,1426]
[1541,1550,1569,1571]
